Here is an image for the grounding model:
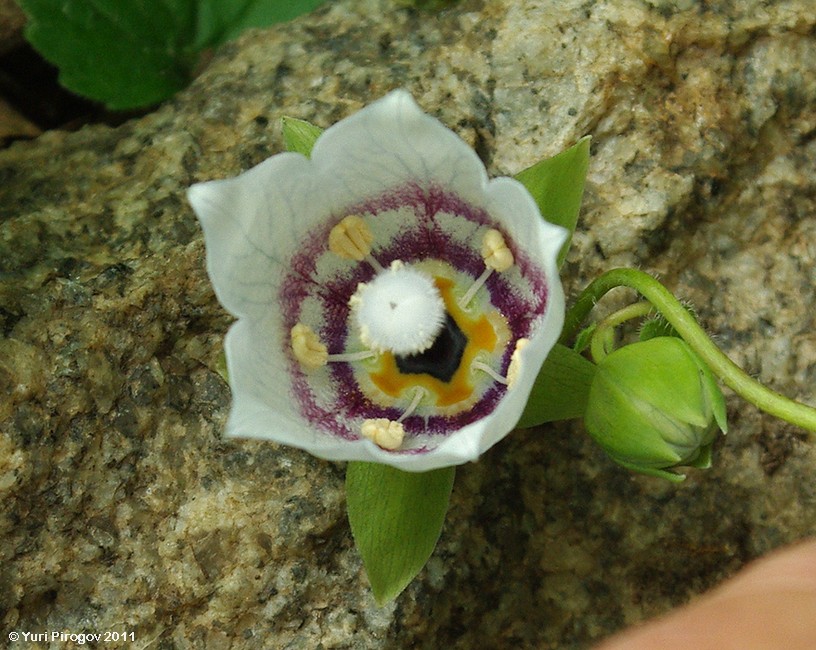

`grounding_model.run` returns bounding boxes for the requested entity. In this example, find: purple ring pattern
[279,183,550,449]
